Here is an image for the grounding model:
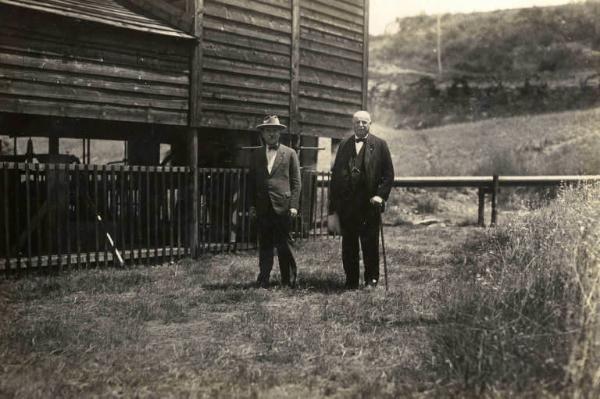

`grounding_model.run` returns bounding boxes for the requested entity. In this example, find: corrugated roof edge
[0,0,195,39]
